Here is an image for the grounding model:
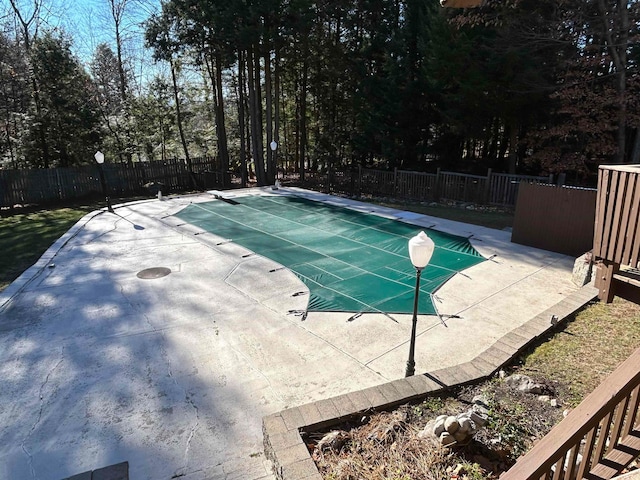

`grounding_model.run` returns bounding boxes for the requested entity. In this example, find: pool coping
[262,283,599,480]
